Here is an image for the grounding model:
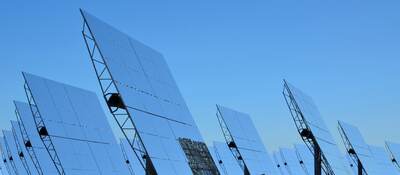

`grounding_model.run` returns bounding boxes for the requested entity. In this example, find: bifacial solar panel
[338,121,380,175]
[3,130,27,175]
[284,82,350,175]
[10,121,38,175]
[80,10,216,175]
[0,138,14,175]
[216,105,278,175]
[273,151,289,175]
[279,147,307,175]
[386,141,400,170]
[14,101,59,174]
[294,144,313,175]
[212,141,242,175]
[120,139,145,175]
[369,145,399,174]
[23,72,130,175]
